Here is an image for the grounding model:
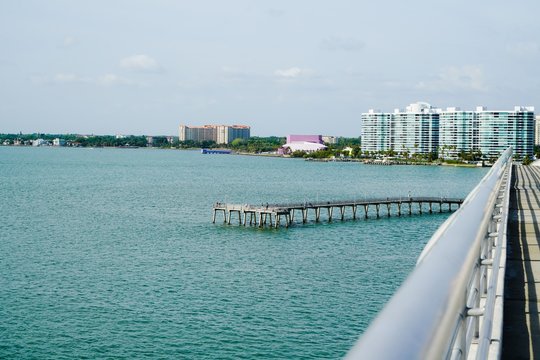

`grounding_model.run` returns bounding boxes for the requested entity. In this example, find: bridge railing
[345,147,513,360]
